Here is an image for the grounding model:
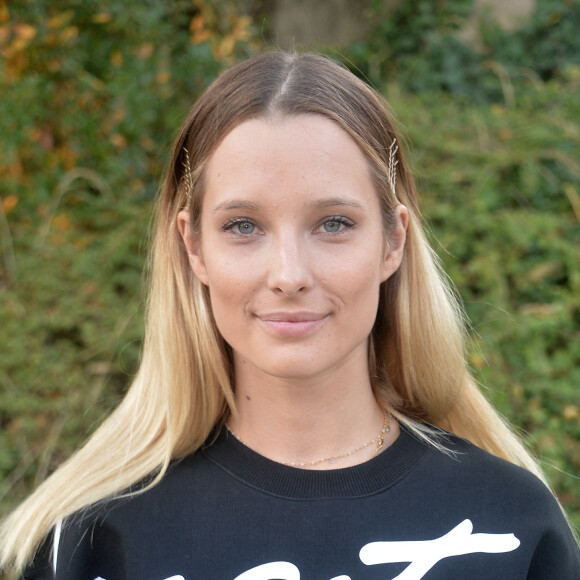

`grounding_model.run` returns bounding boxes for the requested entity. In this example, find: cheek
[327,252,385,296]
[206,272,254,308]
[203,246,259,287]
[202,256,258,326]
